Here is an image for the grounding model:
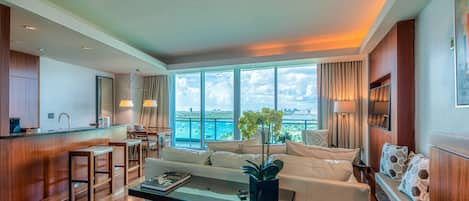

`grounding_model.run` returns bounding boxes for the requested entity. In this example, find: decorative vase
[249,176,279,201]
